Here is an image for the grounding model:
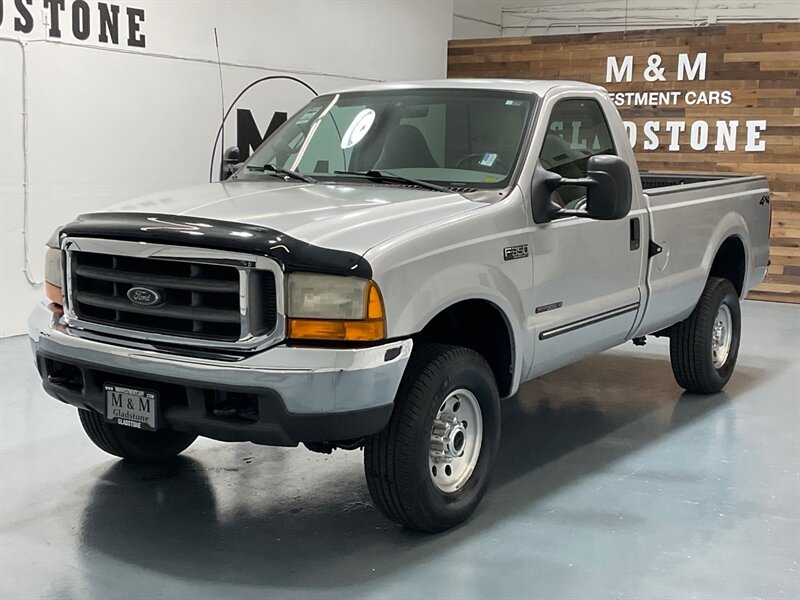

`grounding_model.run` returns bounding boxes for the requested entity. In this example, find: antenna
[213,27,226,182]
